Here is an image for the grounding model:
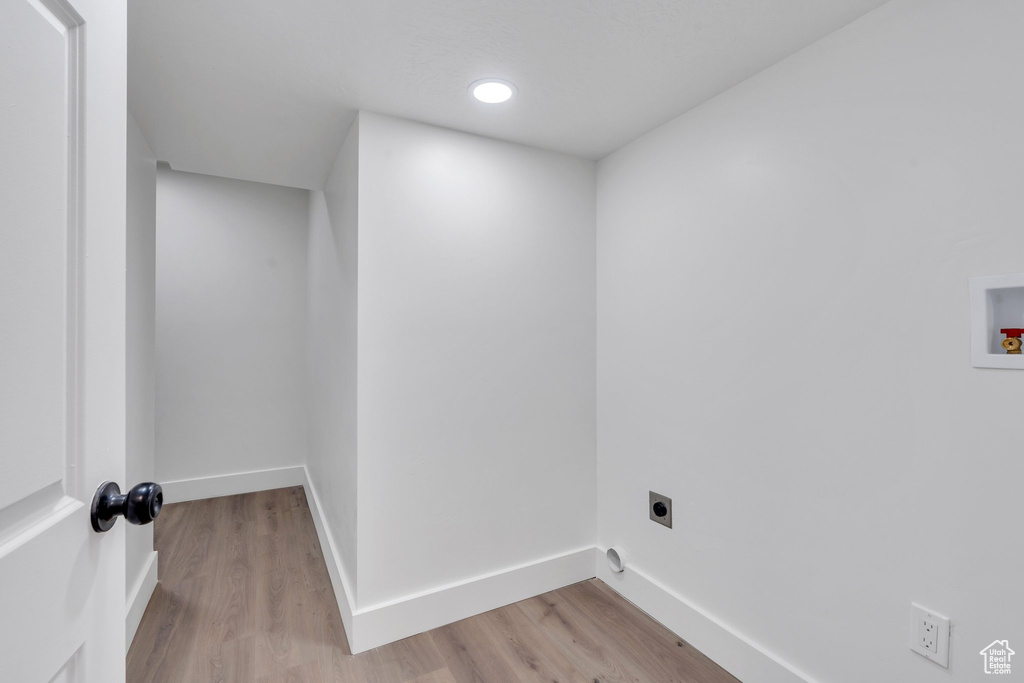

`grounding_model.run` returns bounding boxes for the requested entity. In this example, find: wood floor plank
[293,493,333,594]
[160,495,216,586]
[371,633,447,681]
[579,579,740,682]
[255,564,319,676]
[331,651,387,683]
[516,591,647,683]
[213,636,257,683]
[207,493,258,644]
[308,585,355,679]
[127,577,209,682]
[183,634,257,682]
[257,660,324,683]
[475,604,589,683]
[430,614,520,683]
[130,487,737,683]
[152,499,191,578]
[562,581,740,683]
[255,489,284,536]
[407,669,458,683]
